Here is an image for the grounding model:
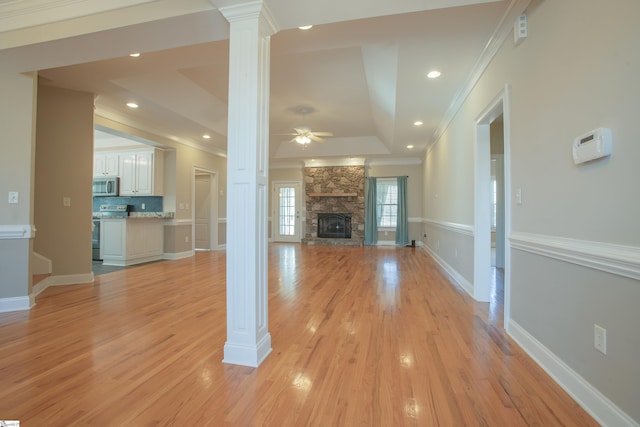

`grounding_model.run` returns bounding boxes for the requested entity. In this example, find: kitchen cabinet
[118,149,164,196]
[93,152,119,177]
[101,218,164,266]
